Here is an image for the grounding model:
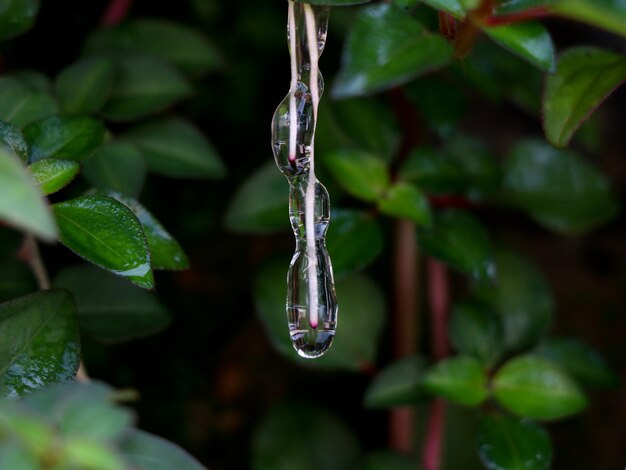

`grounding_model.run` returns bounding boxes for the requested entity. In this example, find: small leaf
[0,290,80,397]
[0,148,57,241]
[23,116,106,163]
[364,355,428,408]
[543,47,626,147]
[52,195,154,289]
[377,182,432,226]
[417,210,494,281]
[495,0,550,15]
[398,146,465,195]
[121,430,205,470]
[477,414,552,470]
[54,265,170,343]
[484,22,555,72]
[322,150,389,202]
[332,4,453,98]
[552,0,626,38]
[29,159,80,195]
[55,57,116,115]
[83,141,146,198]
[124,117,225,179]
[421,356,488,406]
[0,0,40,41]
[493,355,588,420]
[0,120,28,162]
[0,77,59,128]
